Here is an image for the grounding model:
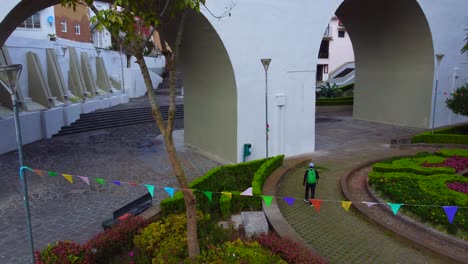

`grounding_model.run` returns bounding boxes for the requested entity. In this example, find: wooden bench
[101,192,153,230]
